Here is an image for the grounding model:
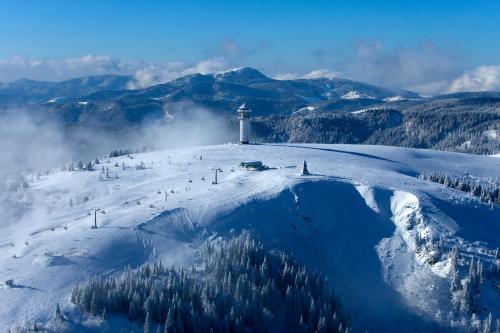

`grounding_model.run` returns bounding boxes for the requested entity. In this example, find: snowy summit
[1,143,499,332]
